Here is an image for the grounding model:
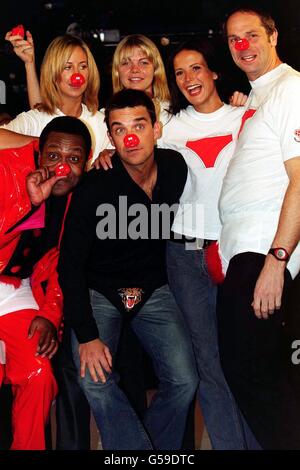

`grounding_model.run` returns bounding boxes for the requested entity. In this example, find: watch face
[275,248,288,260]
